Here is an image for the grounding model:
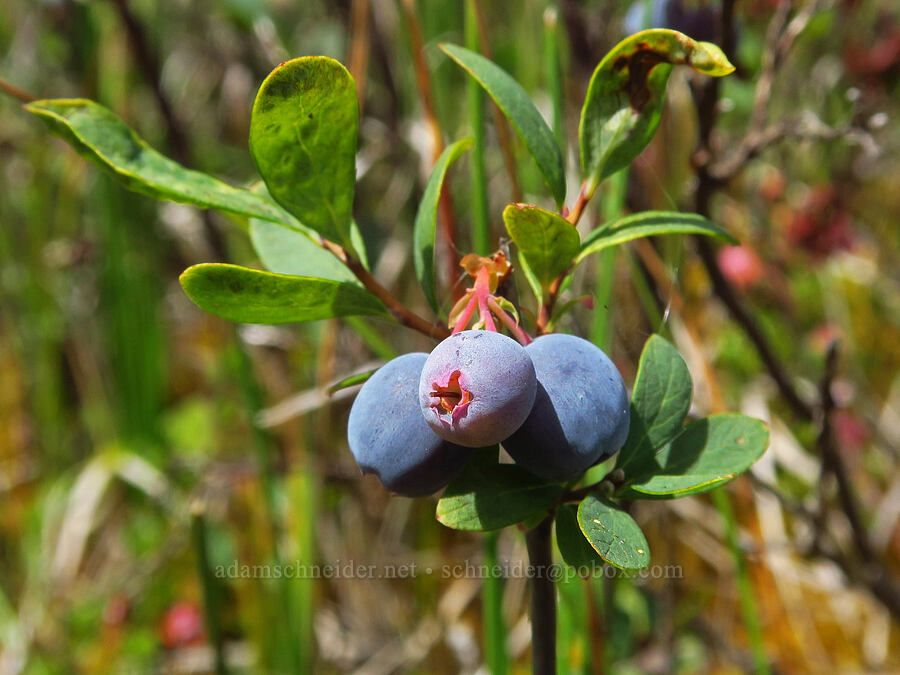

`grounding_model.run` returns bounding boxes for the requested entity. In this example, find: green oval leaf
[621,414,770,499]
[503,204,580,295]
[246,183,360,283]
[250,57,359,249]
[577,495,650,570]
[413,137,473,313]
[576,211,738,264]
[556,503,602,570]
[441,43,566,206]
[616,334,693,473]
[579,30,735,193]
[436,460,565,532]
[25,99,292,224]
[249,218,360,284]
[179,263,387,324]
